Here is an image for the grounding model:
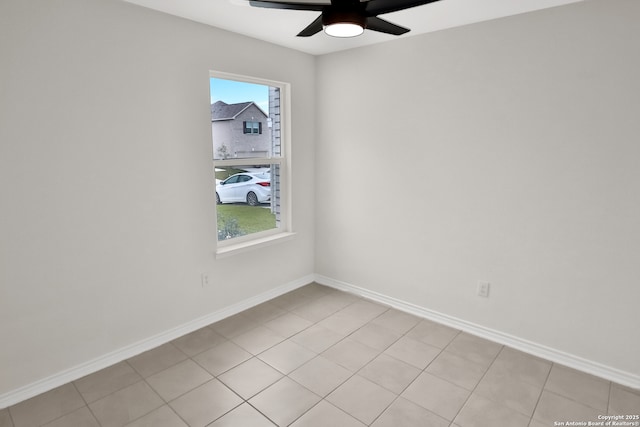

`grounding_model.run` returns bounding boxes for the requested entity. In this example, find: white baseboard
[314,274,640,390]
[4,272,636,409]
[0,274,314,409]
